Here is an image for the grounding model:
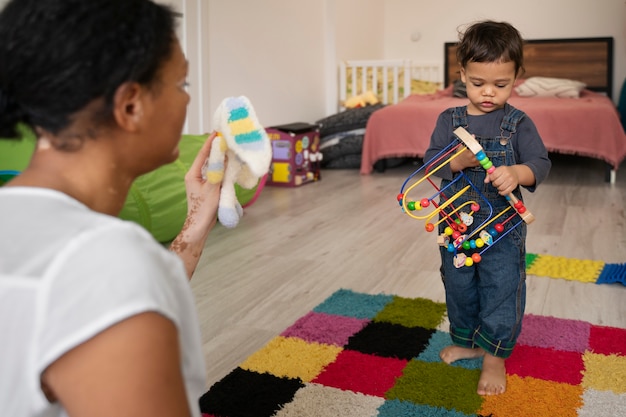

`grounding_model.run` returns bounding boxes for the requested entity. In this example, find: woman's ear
[112,82,145,132]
